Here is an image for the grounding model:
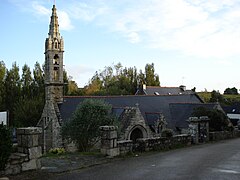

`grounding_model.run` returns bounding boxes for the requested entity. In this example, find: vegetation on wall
[61,99,115,152]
